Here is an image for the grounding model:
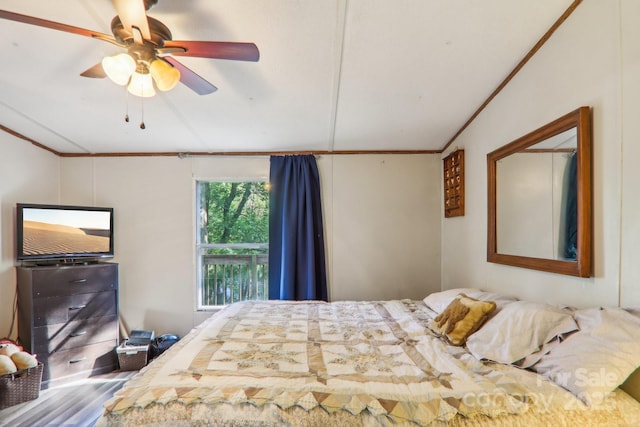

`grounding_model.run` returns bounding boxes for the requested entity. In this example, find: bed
[96,290,640,426]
